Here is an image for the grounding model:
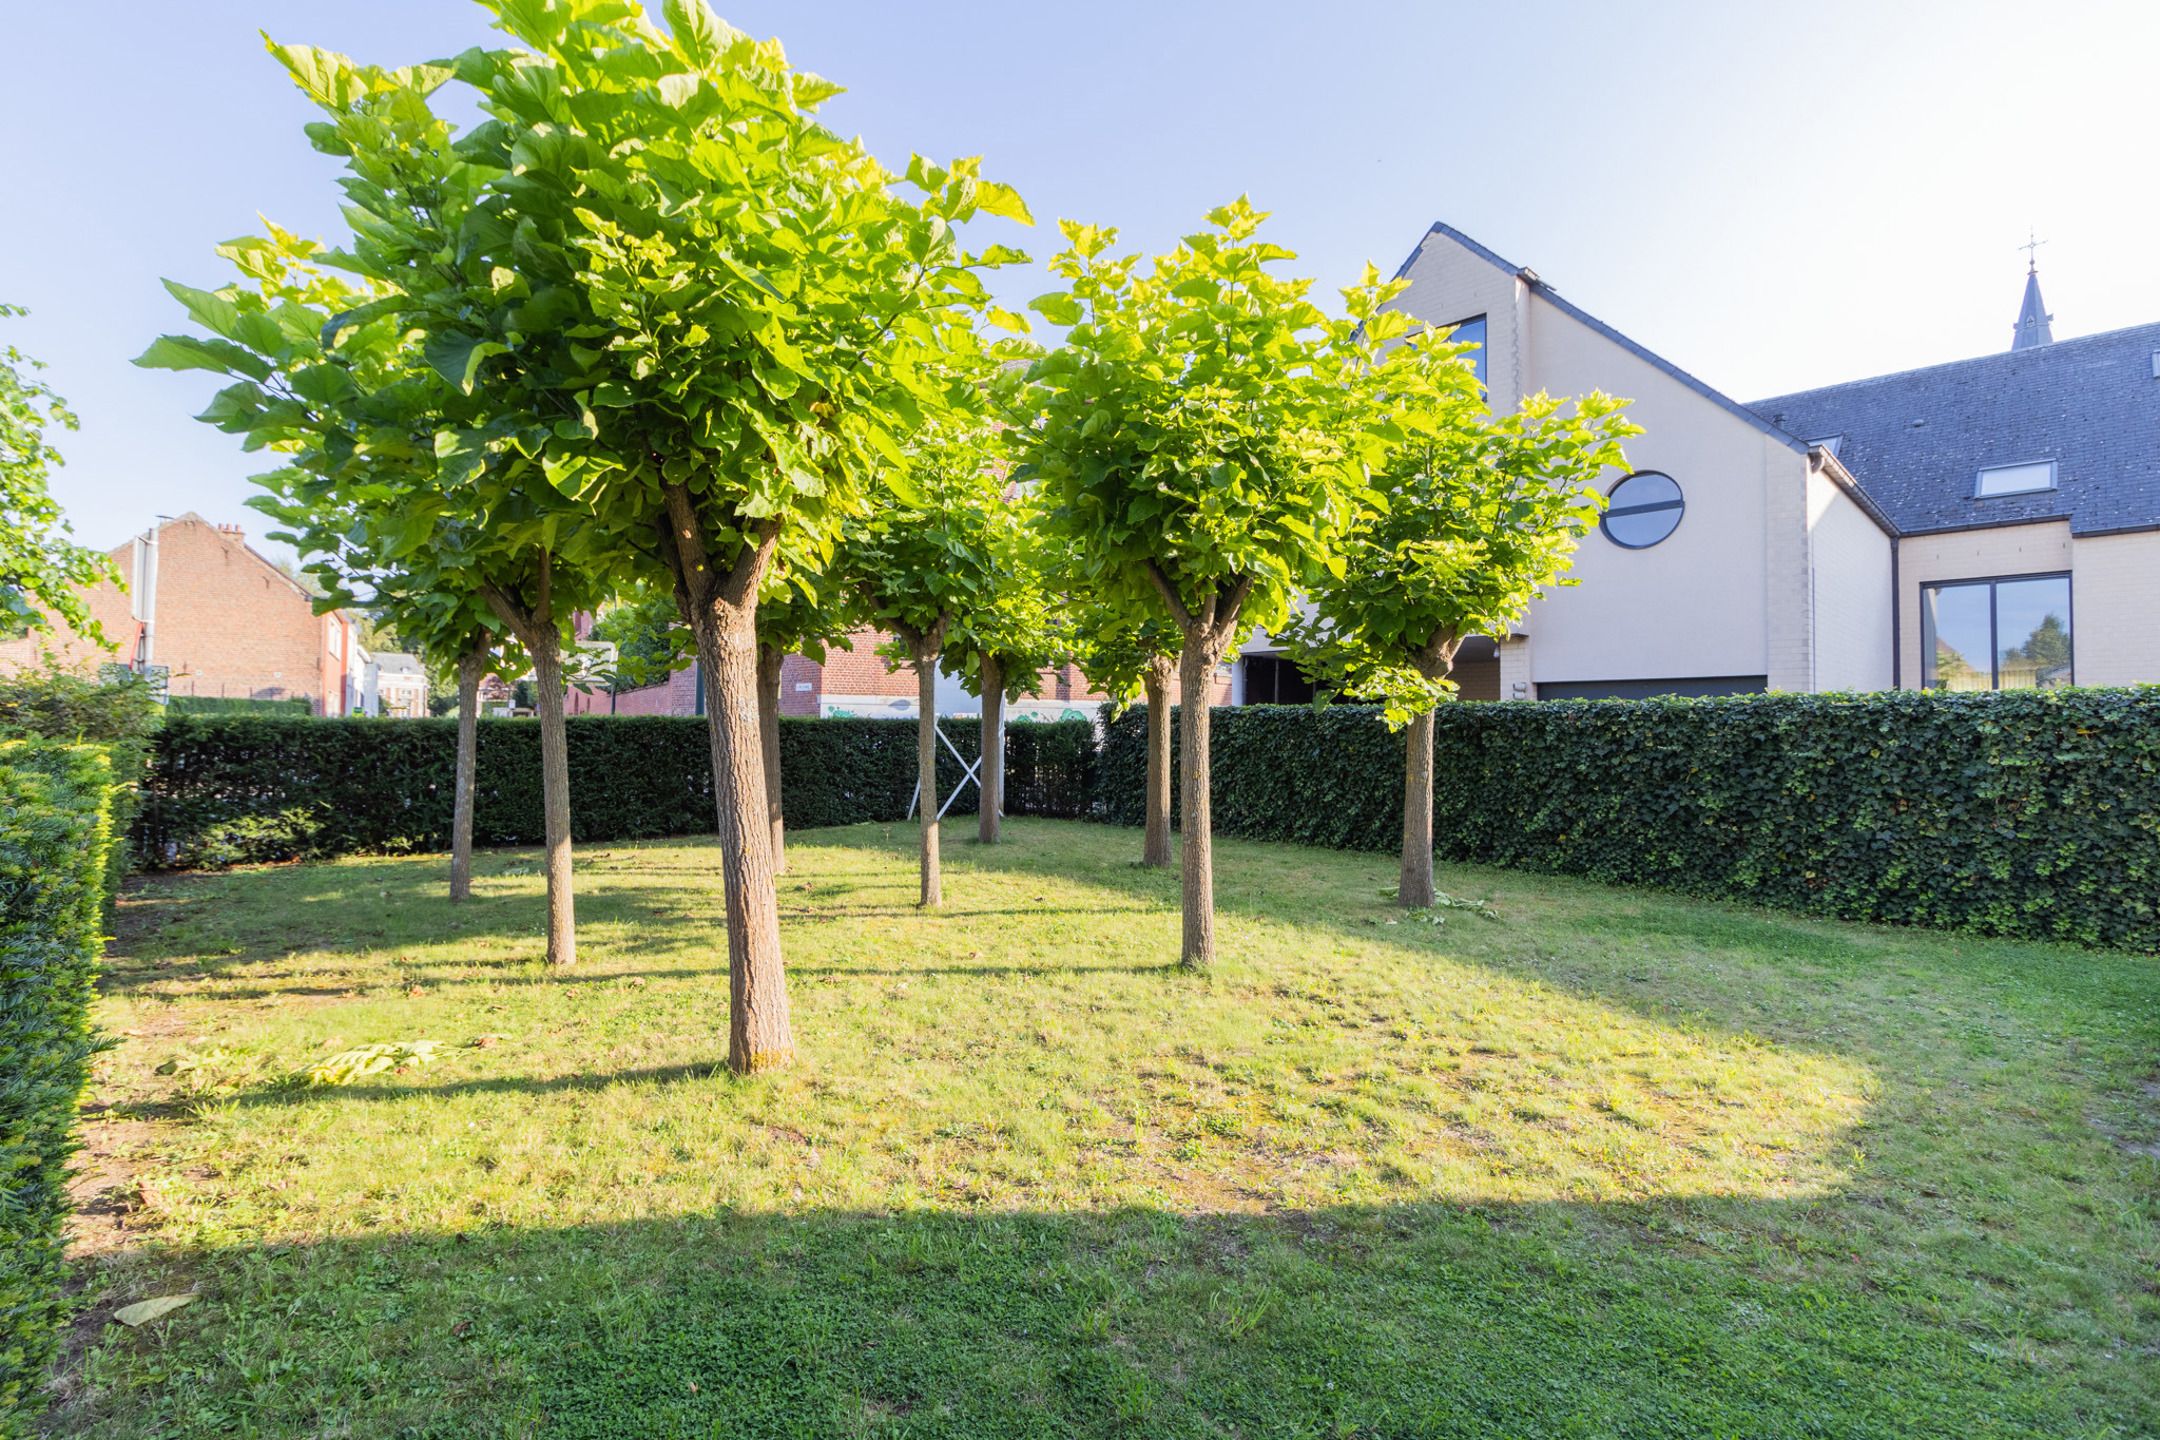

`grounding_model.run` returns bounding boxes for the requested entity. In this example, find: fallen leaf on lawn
[468,1033,509,1049]
[113,1295,194,1327]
